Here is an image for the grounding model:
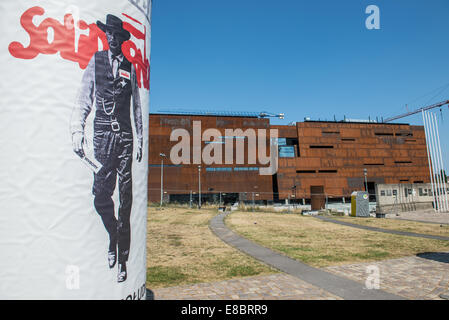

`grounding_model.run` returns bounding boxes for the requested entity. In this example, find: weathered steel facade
[148,114,430,204]
[275,121,429,203]
[148,114,273,202]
